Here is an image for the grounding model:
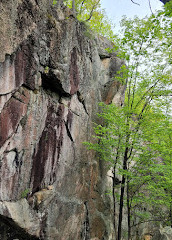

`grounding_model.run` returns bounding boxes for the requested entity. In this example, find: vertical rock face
[0,1,125,239]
